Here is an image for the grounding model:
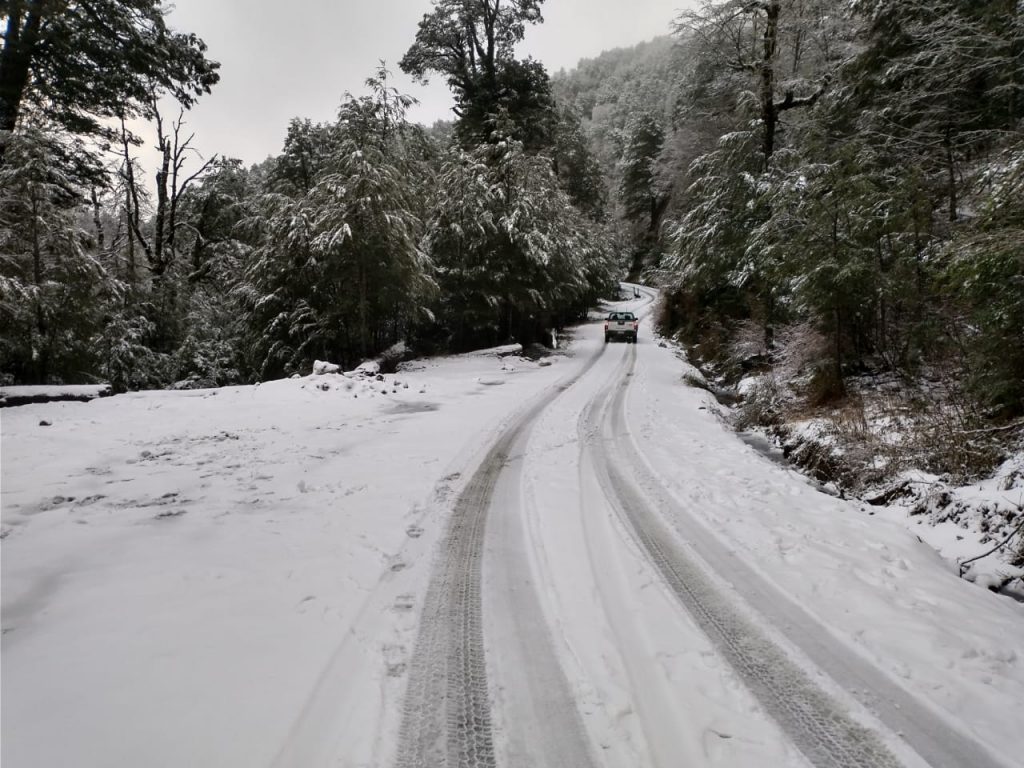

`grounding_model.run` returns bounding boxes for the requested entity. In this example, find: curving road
[392,284,1014,768]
